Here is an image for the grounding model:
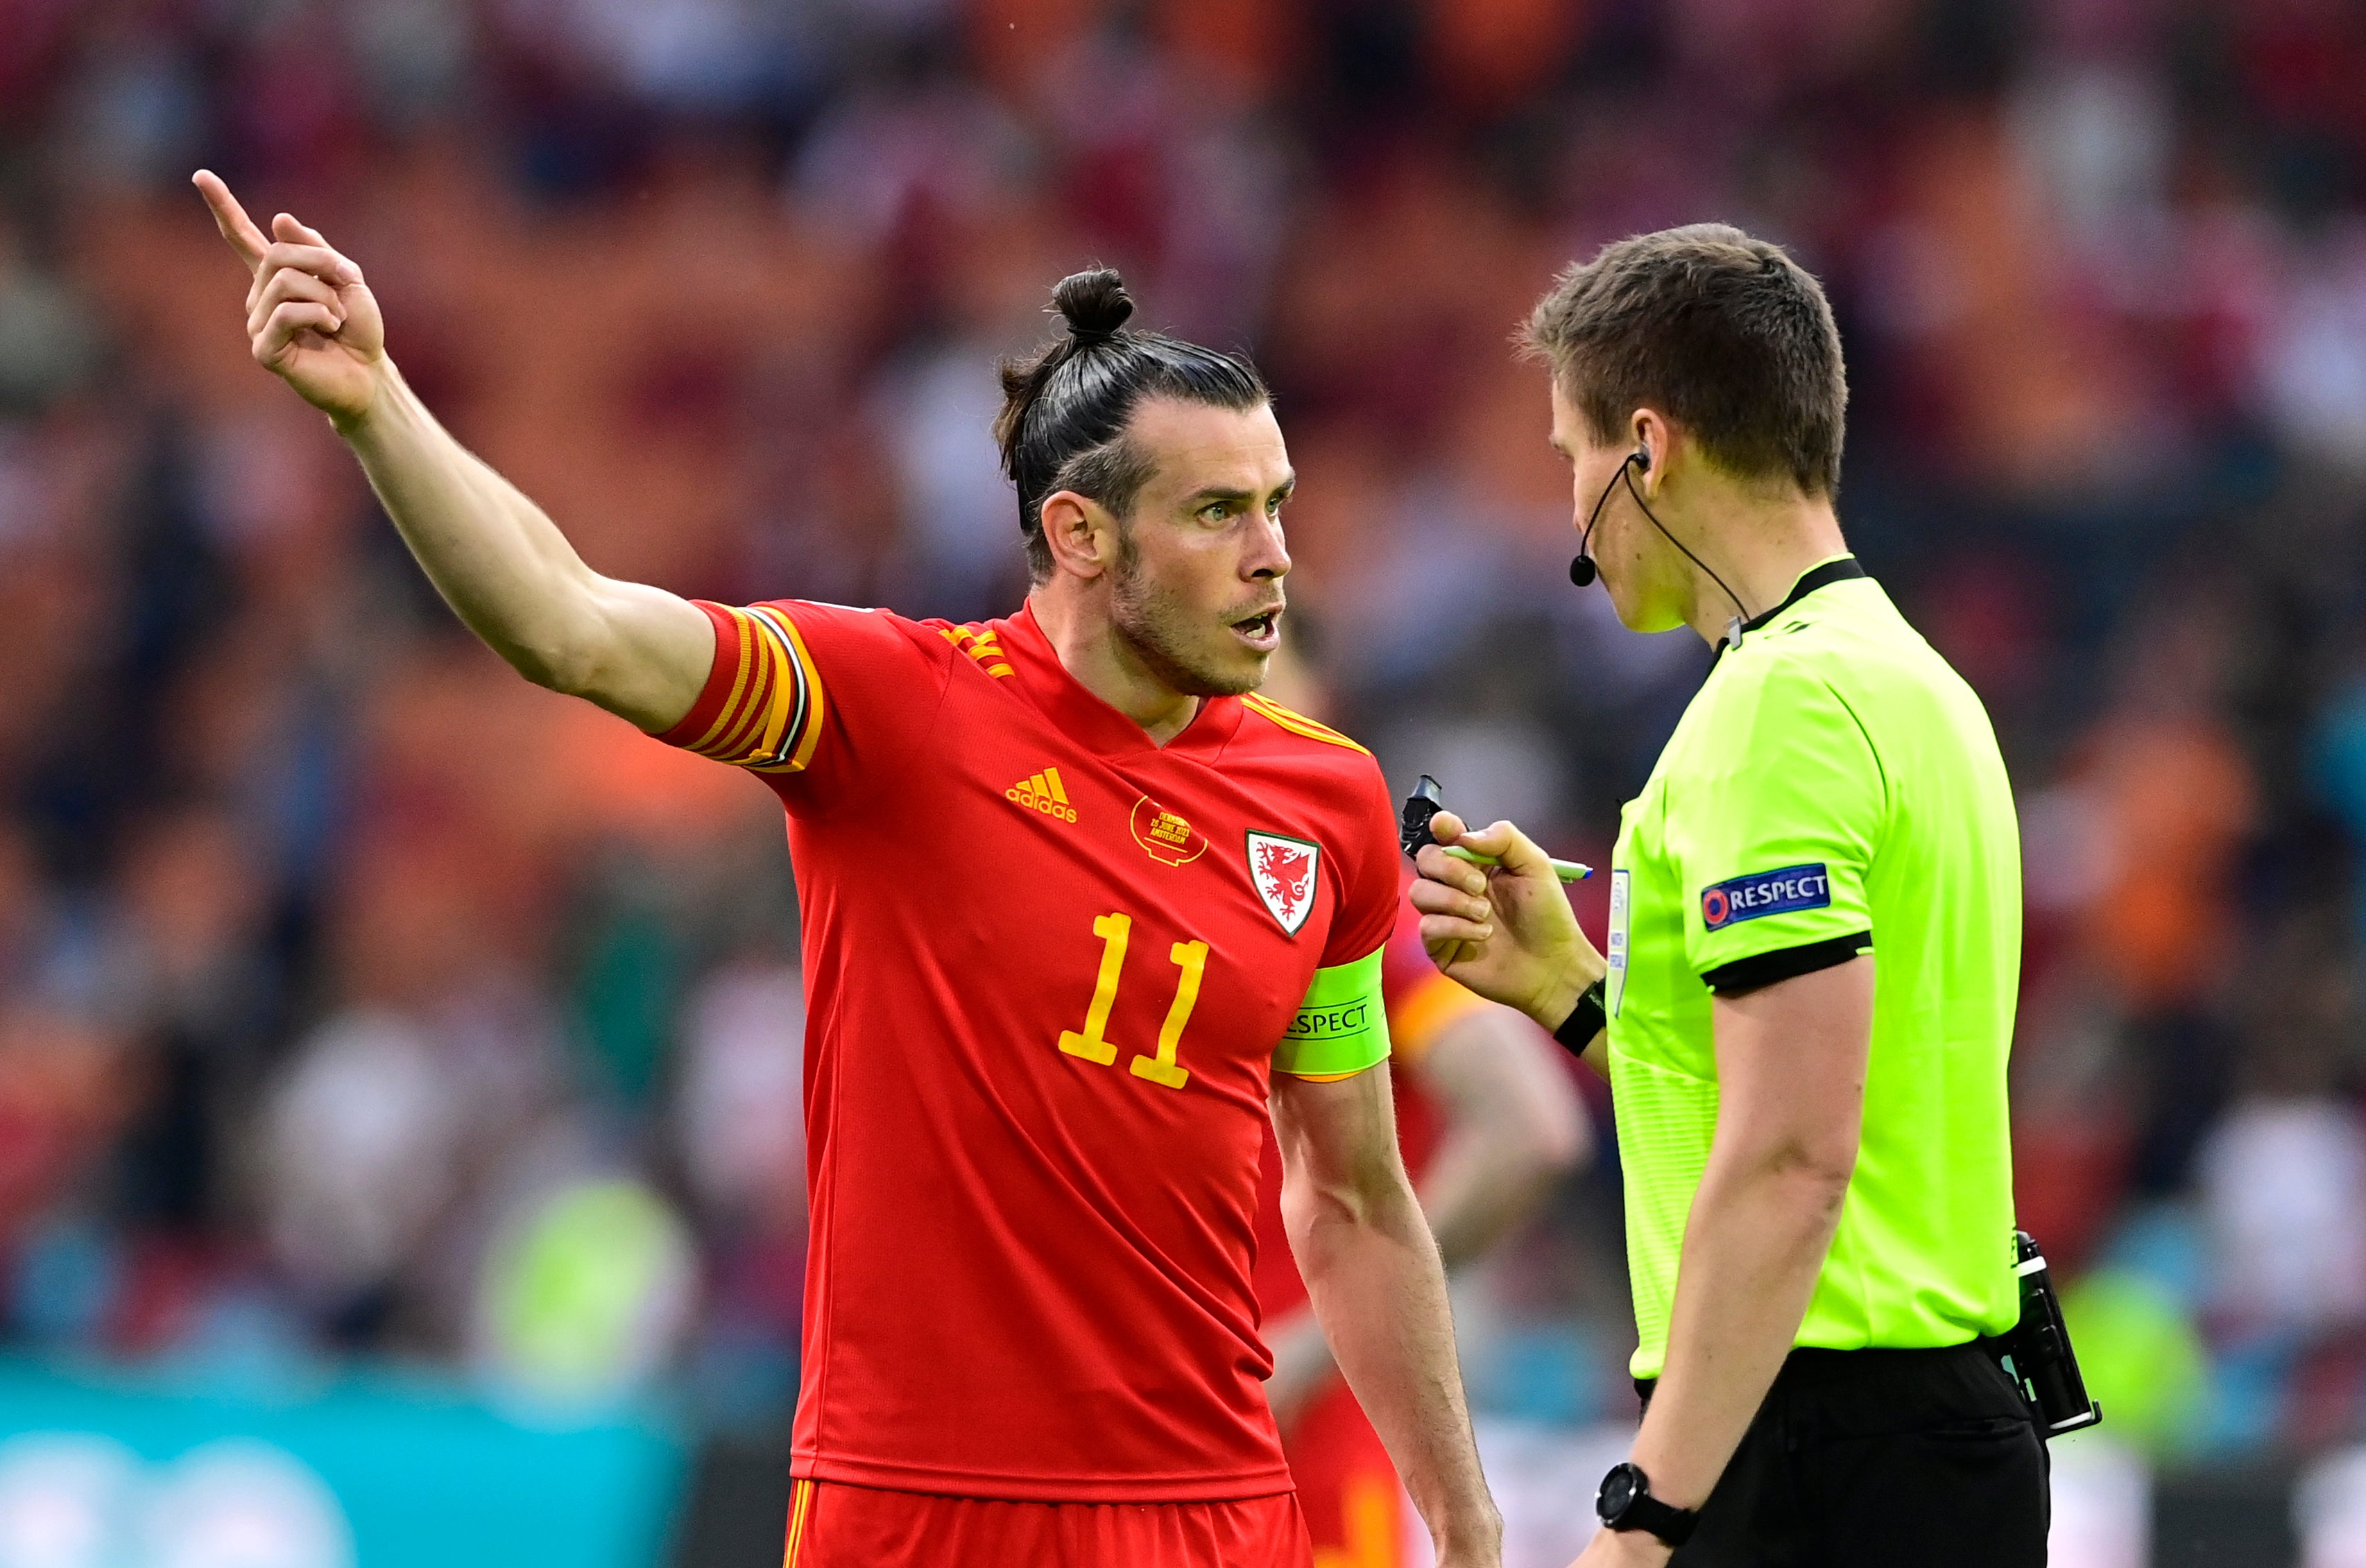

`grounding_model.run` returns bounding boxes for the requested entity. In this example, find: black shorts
[1638,1342,2050,1568]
